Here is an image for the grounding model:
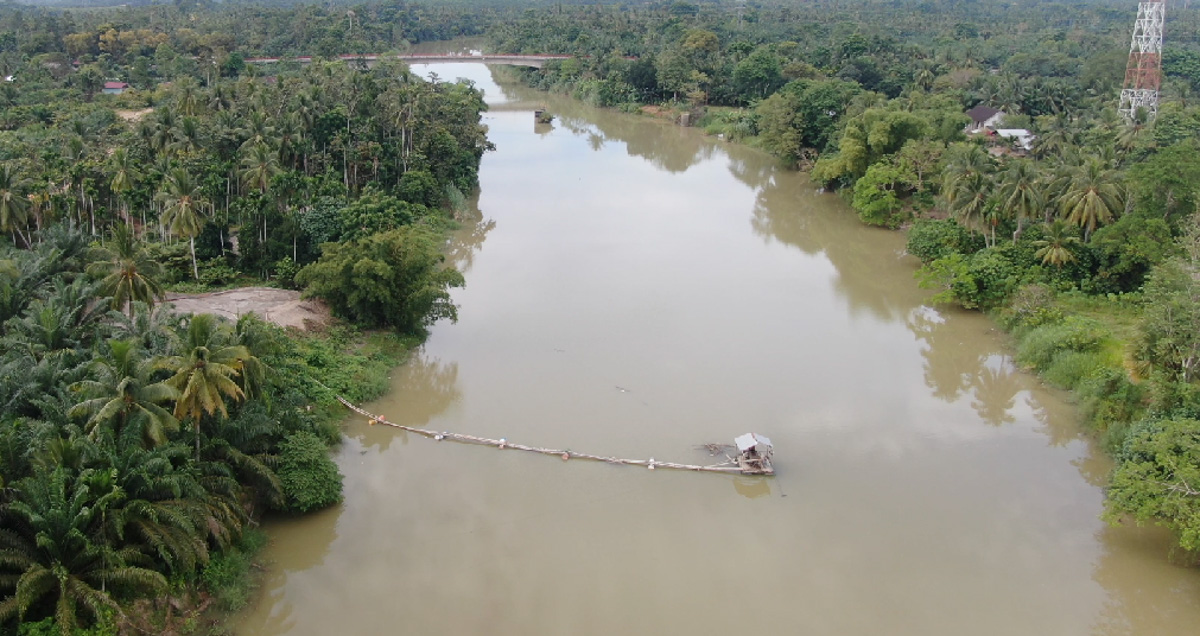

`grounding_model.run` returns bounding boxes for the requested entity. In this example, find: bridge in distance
[245,53,573,69]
